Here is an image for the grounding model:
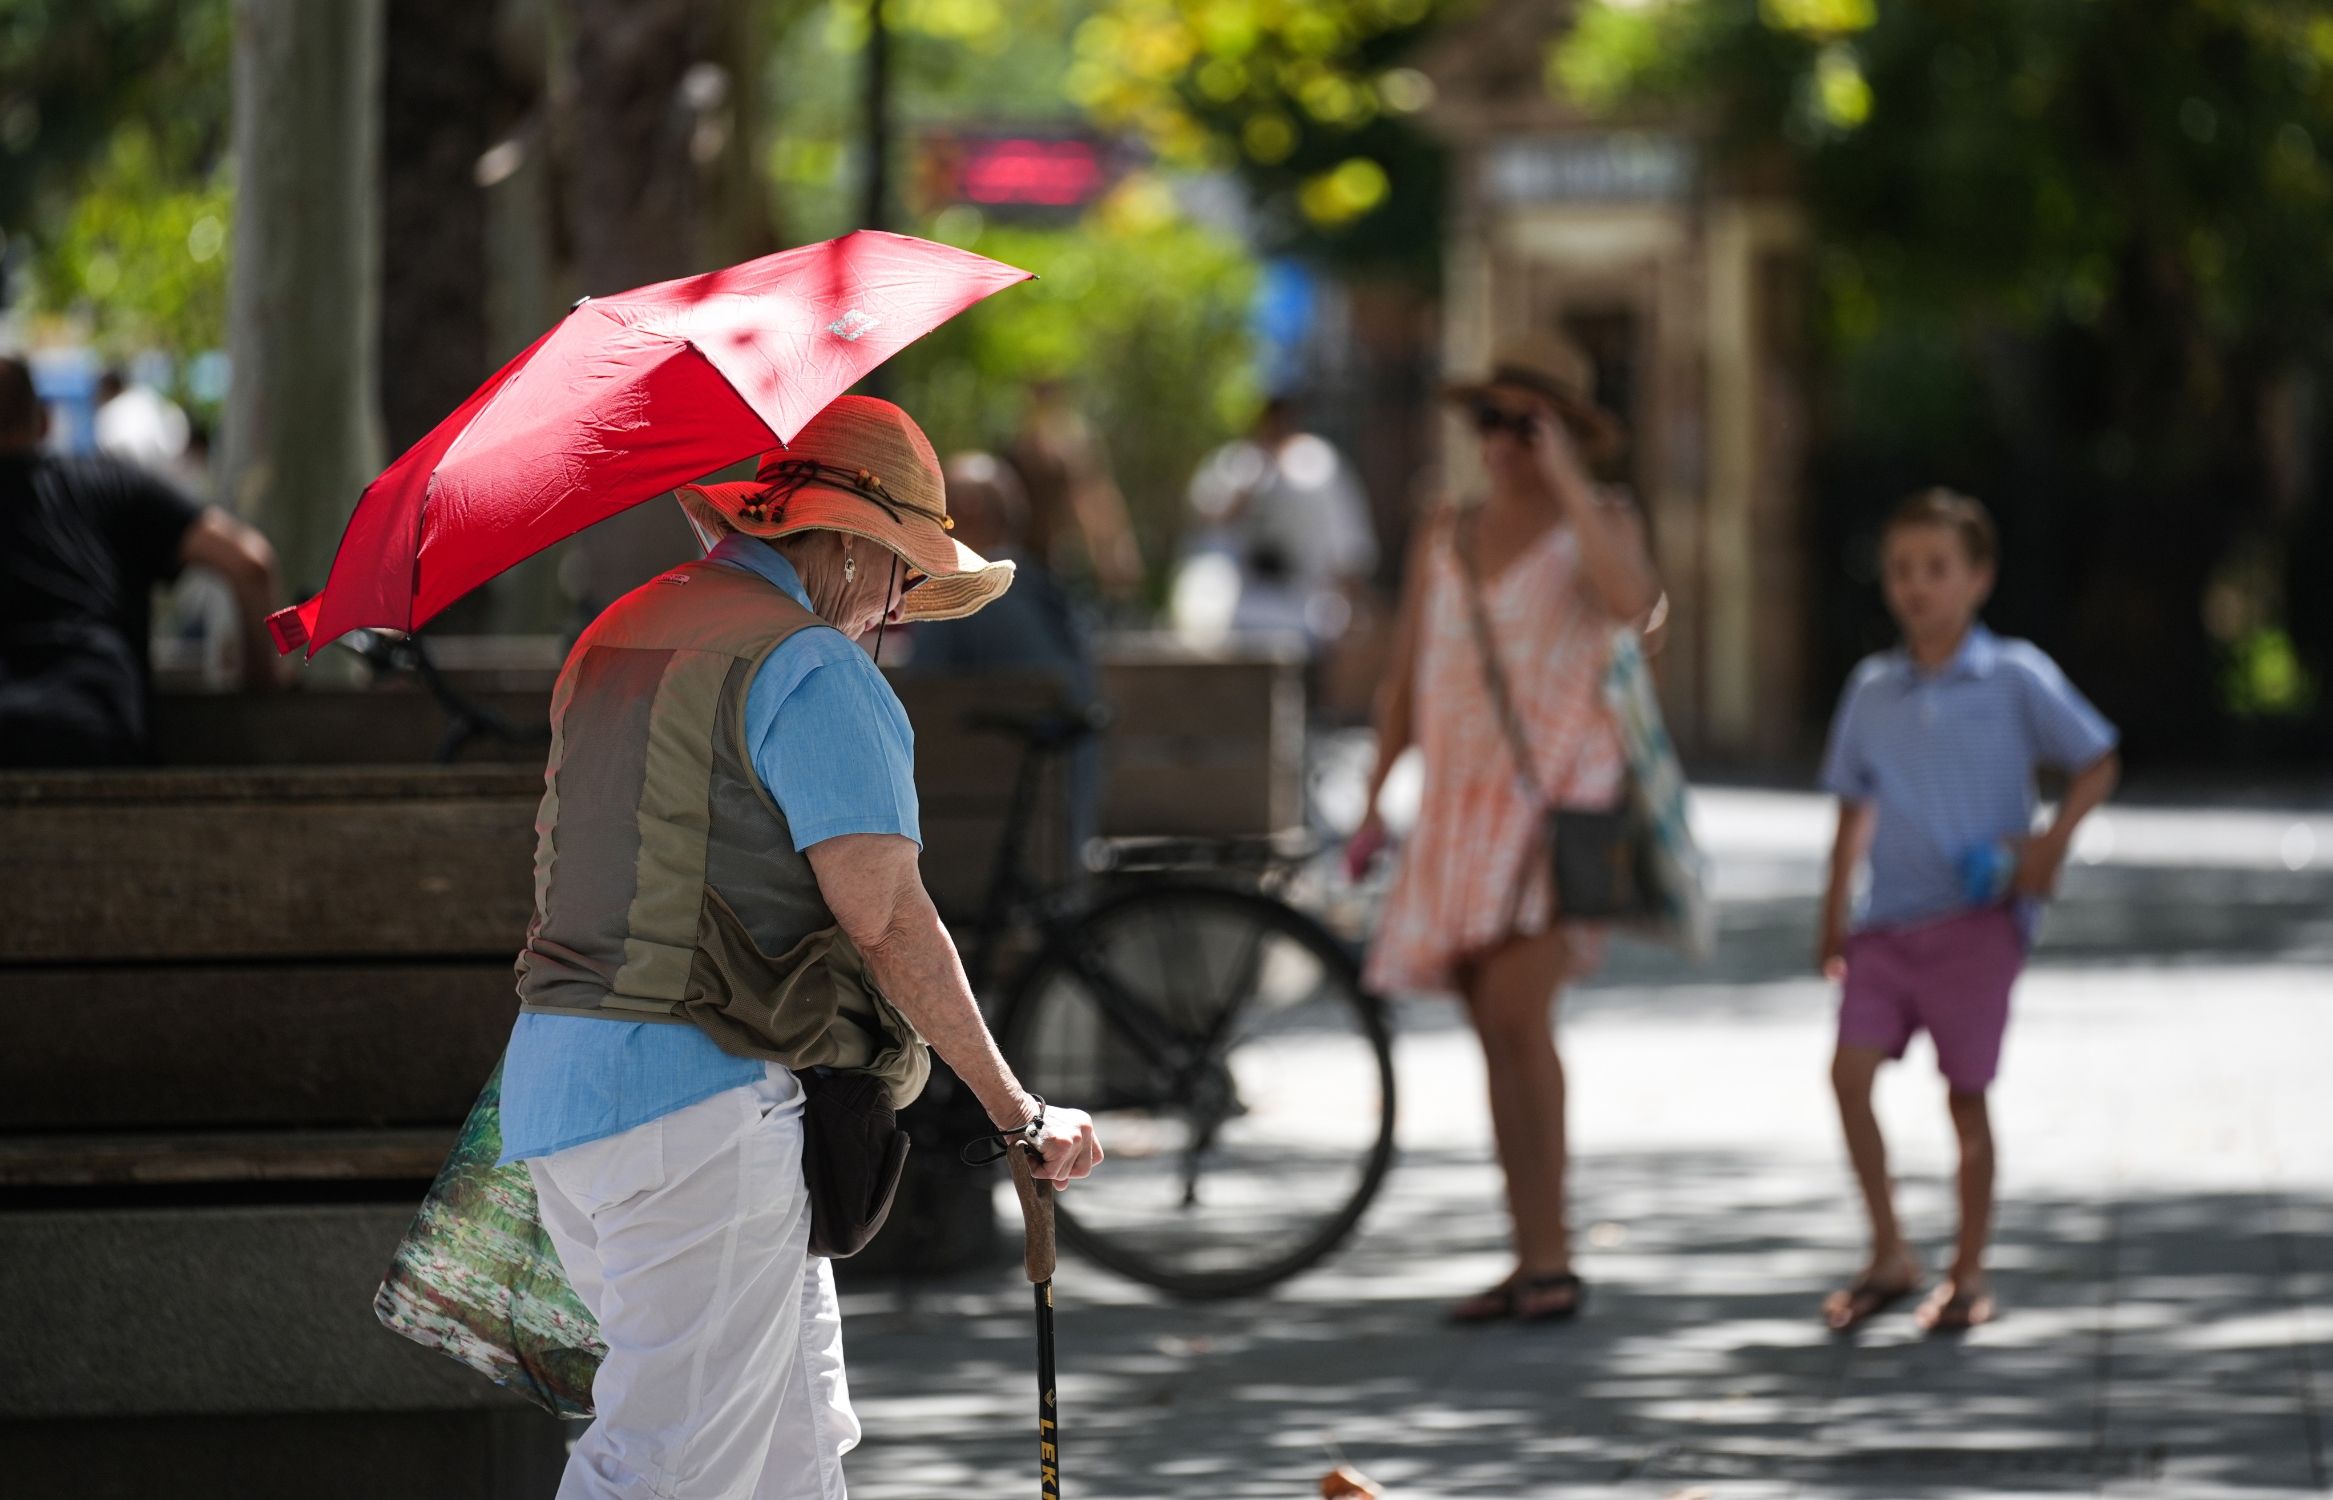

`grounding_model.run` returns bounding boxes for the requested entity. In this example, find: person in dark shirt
[908,451,1103,859]
[0,354,283,767]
